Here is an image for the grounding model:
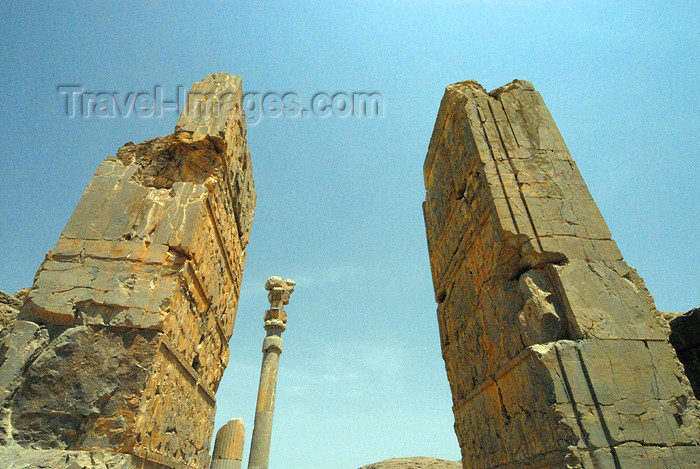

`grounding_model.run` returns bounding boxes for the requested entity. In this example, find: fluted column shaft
[211,418,245,469]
